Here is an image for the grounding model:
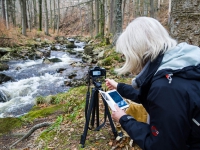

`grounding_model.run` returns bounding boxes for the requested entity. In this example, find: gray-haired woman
[106,17,200,150]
